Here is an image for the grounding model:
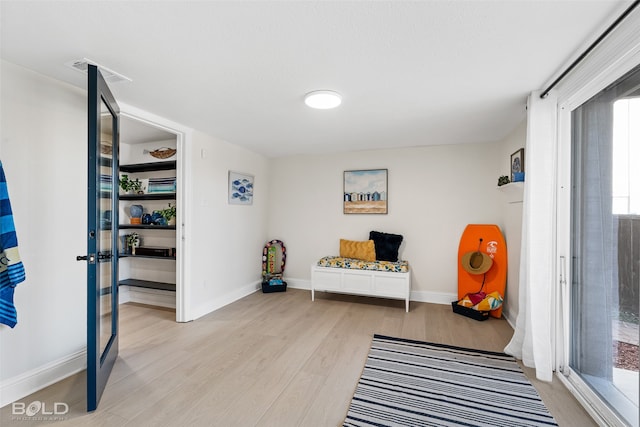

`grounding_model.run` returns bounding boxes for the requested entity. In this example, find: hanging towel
[0,161,26,328]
